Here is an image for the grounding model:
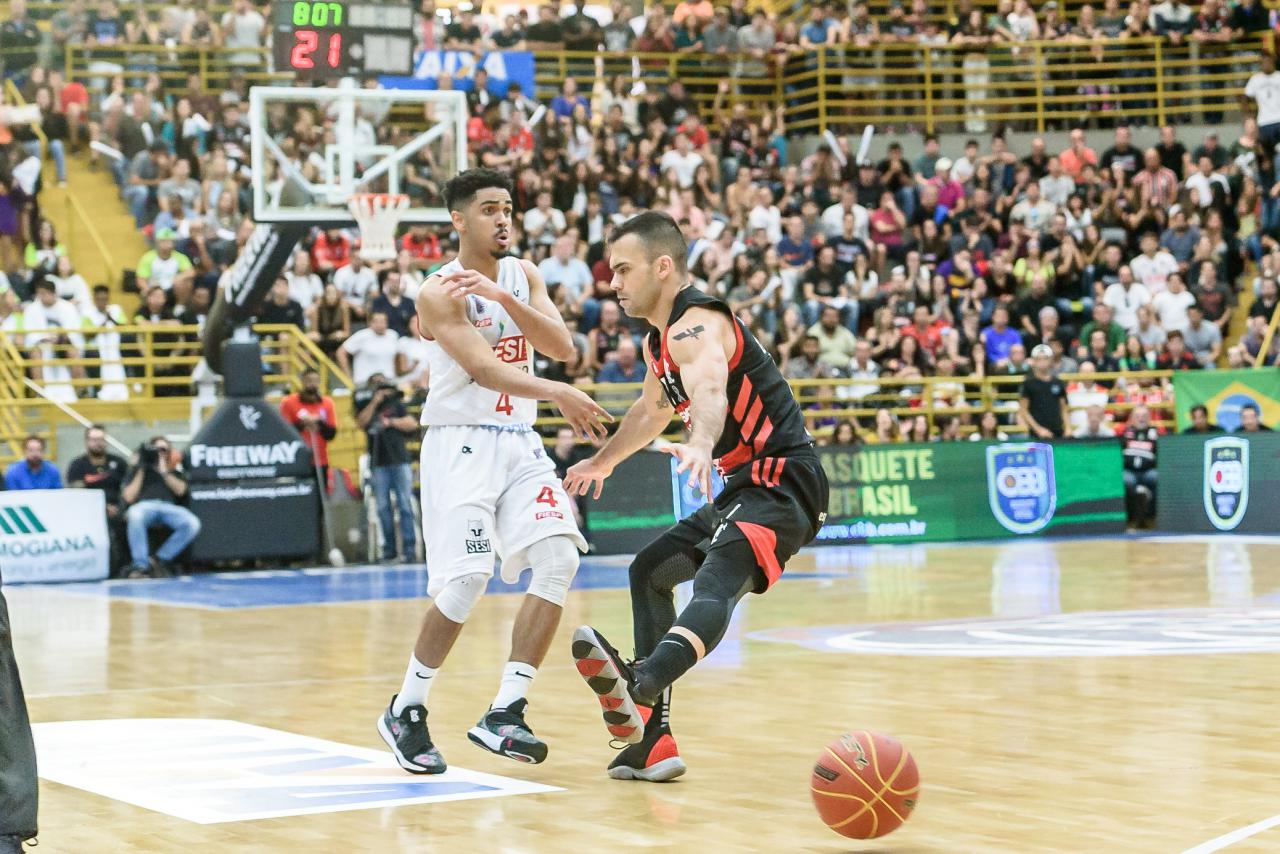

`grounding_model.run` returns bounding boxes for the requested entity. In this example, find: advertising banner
[0,489,109,582]
[583,452,676,555]
[185,396,320,563]
[815,441,1126,544]
[1156,432,1280,534]
[583,441,1125,552]
[381,50,537,97]
[1172,368,1280,432]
